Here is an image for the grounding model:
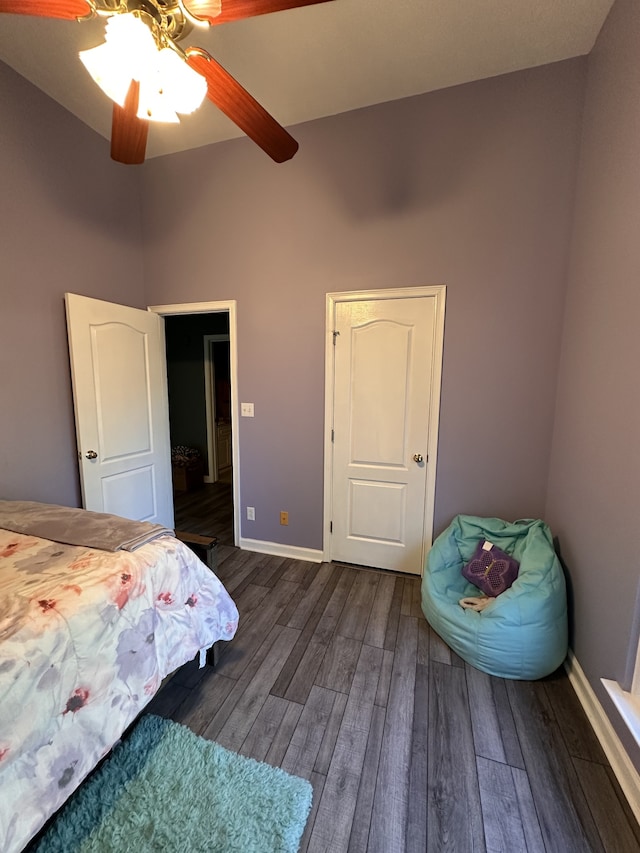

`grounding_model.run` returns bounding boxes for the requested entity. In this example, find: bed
[0,500,239,853]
